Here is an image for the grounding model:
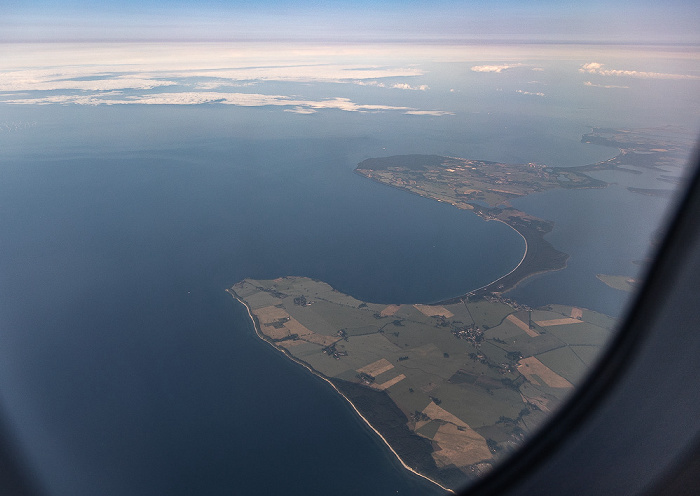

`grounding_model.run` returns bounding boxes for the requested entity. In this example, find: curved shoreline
[437,209,568,305]
[445,217,528,300]
[226,289,455,494]
[356,170,569,305]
